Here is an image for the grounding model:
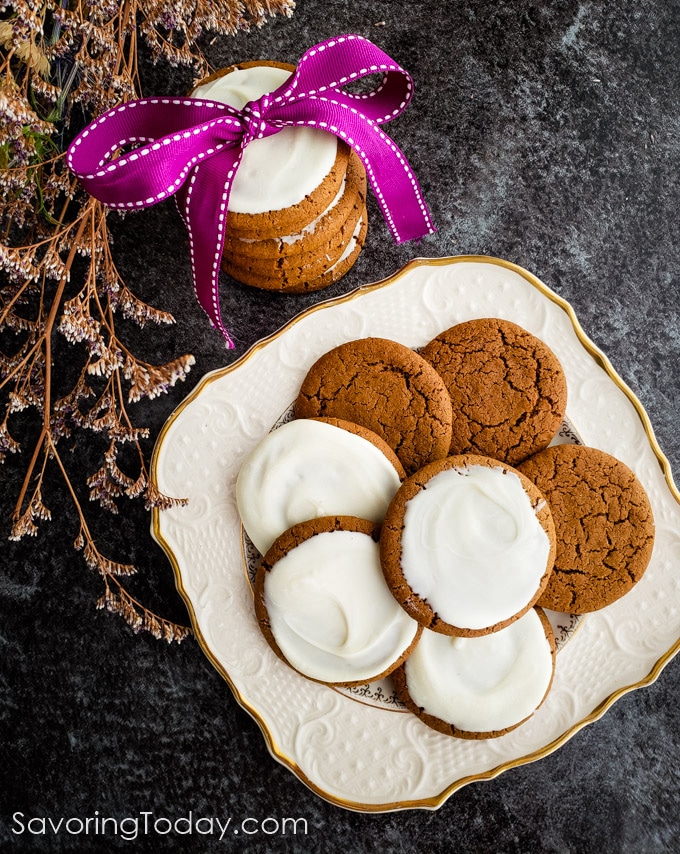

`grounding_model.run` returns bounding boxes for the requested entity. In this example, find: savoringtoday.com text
[10,811,309,842]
